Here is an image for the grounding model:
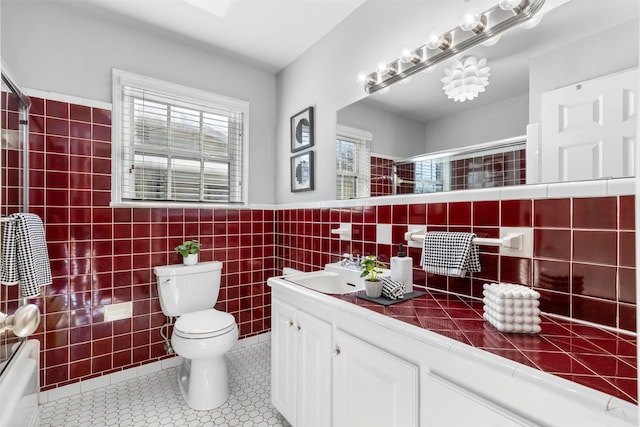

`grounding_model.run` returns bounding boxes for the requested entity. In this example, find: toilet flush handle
[161,278,172,286]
